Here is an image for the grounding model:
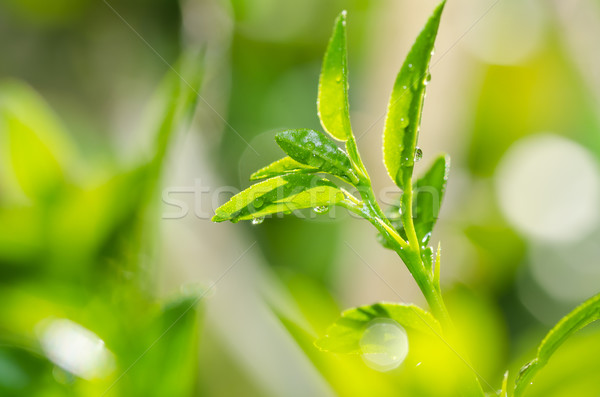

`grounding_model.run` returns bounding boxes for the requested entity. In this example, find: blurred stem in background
[0,0,205,391]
